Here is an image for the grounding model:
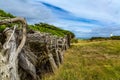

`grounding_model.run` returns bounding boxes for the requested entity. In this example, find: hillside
[28,23,75,37]
[44,40,120,80]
